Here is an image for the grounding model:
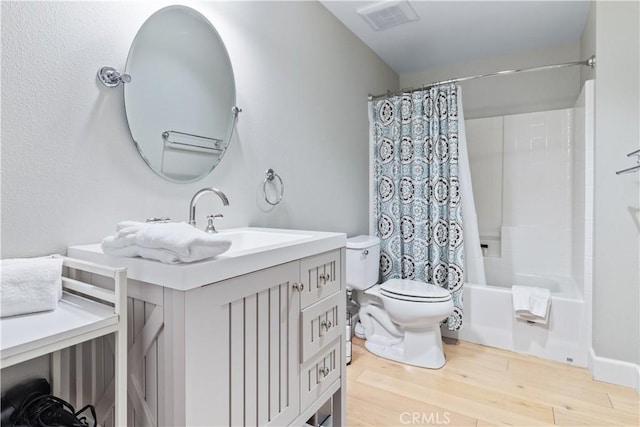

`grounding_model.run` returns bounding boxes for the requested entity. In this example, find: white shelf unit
[0,255,127,426]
